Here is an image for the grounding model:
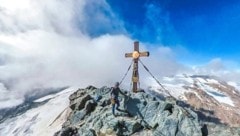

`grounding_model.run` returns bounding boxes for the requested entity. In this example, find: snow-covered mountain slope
[149,74,240,127]
[0,87,78,136]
